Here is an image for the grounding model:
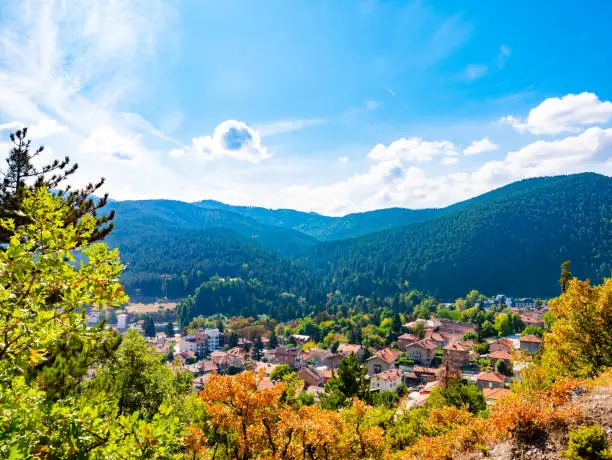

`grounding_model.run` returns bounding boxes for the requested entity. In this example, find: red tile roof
[483,388,511,400]
[373,348,399,364]
[372,369,403,381]
[489,350,513,360]
[520,334,543,343]
[476,371,505,383]
[337,343,362,355]
[398,333,419,342]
